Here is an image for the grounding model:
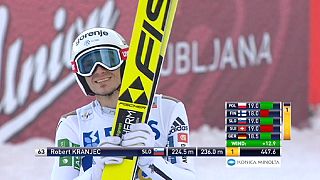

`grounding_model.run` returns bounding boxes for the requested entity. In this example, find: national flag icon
[152,101,158,108]
[238,110,247,117]
[238,126,247,132]
[238,102,247,109]
[152,97,158,108]
[153,148,165,156]
[238,134,247,139]
[238,118,247,124]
